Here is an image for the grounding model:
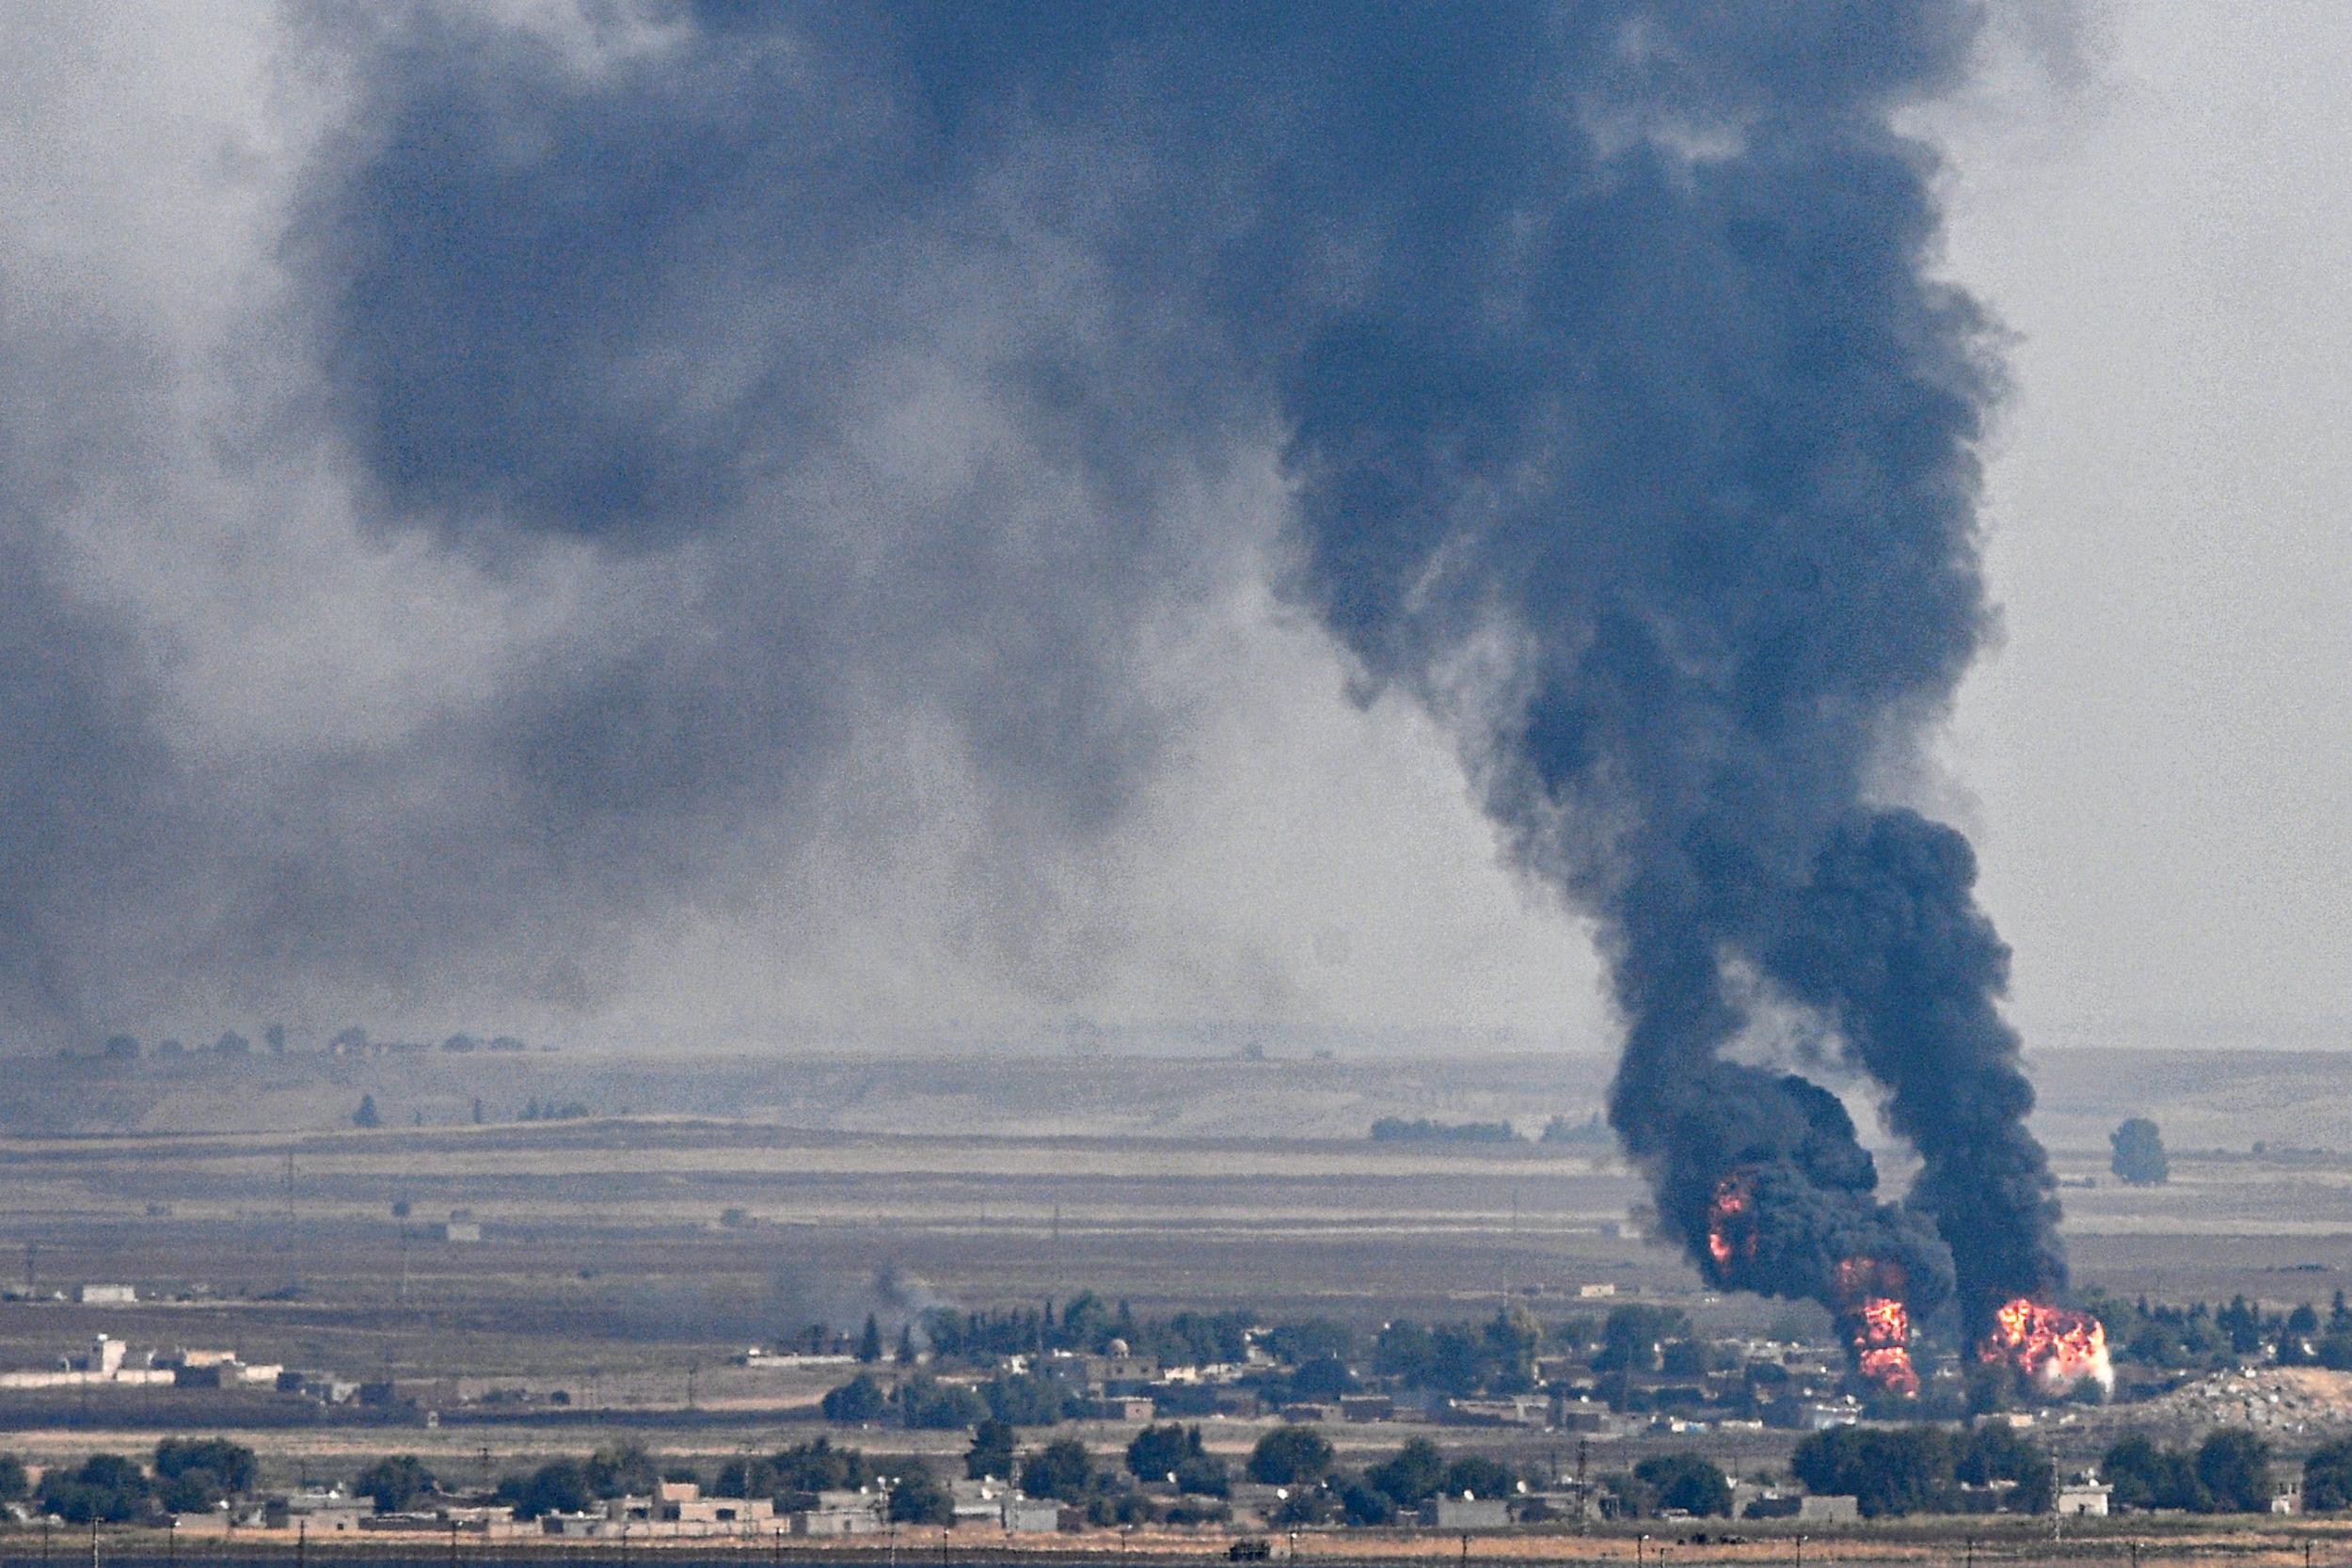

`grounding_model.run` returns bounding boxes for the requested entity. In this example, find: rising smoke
[3,2,2068,1340]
